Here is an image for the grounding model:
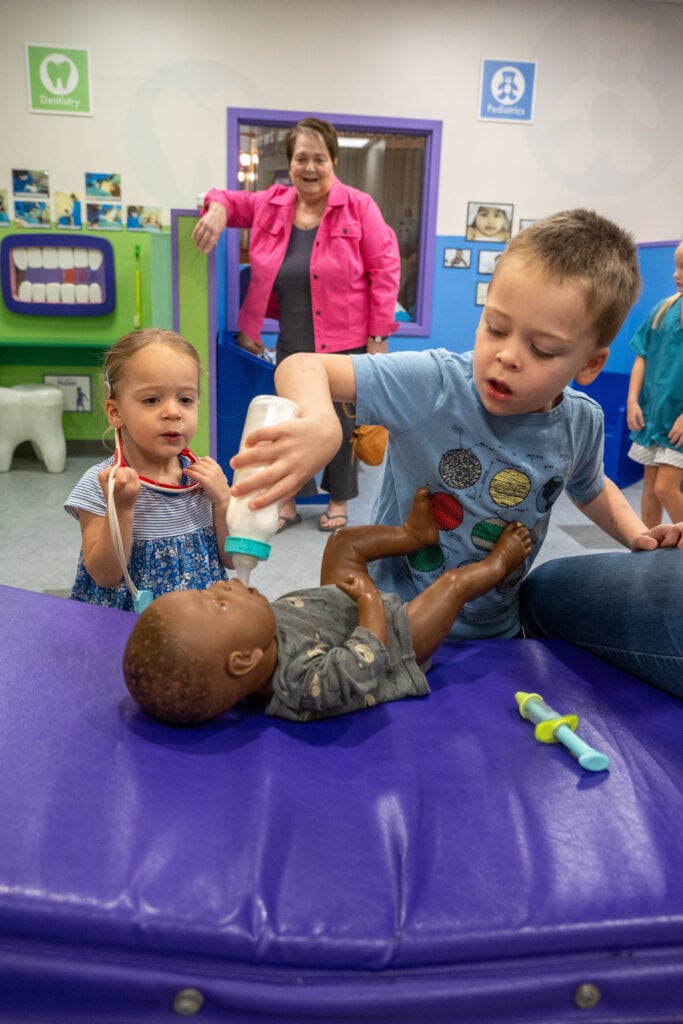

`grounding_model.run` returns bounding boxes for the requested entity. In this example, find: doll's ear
[227,648,264,677]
